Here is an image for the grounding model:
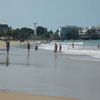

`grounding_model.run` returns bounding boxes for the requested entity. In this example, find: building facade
[59,25,80,40]
[0,24,10,33]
